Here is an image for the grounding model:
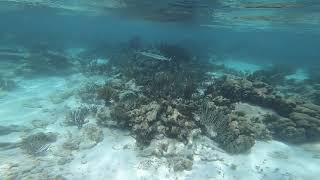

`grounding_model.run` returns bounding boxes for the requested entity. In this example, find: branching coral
[97,83,119,105]
[65,105,92,129]
[140,70,200,100]
[108,40,210,102]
